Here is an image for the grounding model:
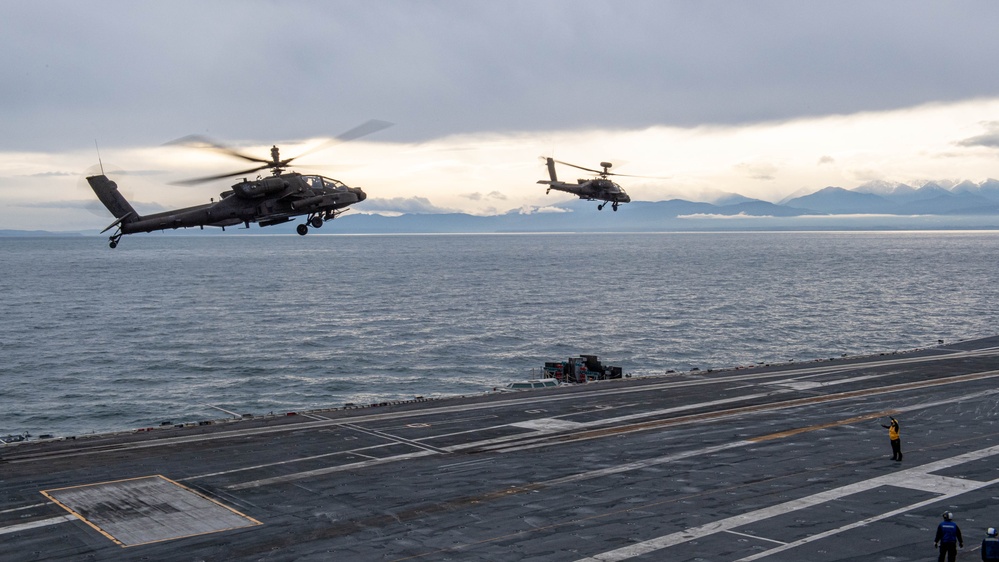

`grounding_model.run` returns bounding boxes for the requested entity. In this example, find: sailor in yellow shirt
[881,416,902,461]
